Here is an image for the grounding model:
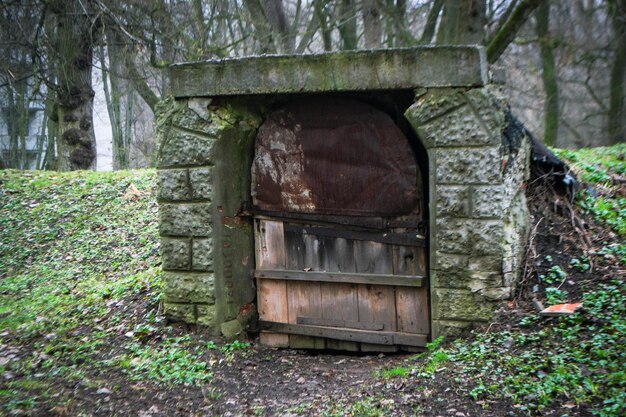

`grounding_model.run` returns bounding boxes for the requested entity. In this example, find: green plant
[220,340,251,353]
[437,281,626,415]
[379,366,409,379]
[540,265,567,285]
[579,193,626,237]
[114,336,214,385]
[519,315,540,327]
[411,336,449,378]
[599,243,626,265]
[570,256,591,272]
[545,287,568,305]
